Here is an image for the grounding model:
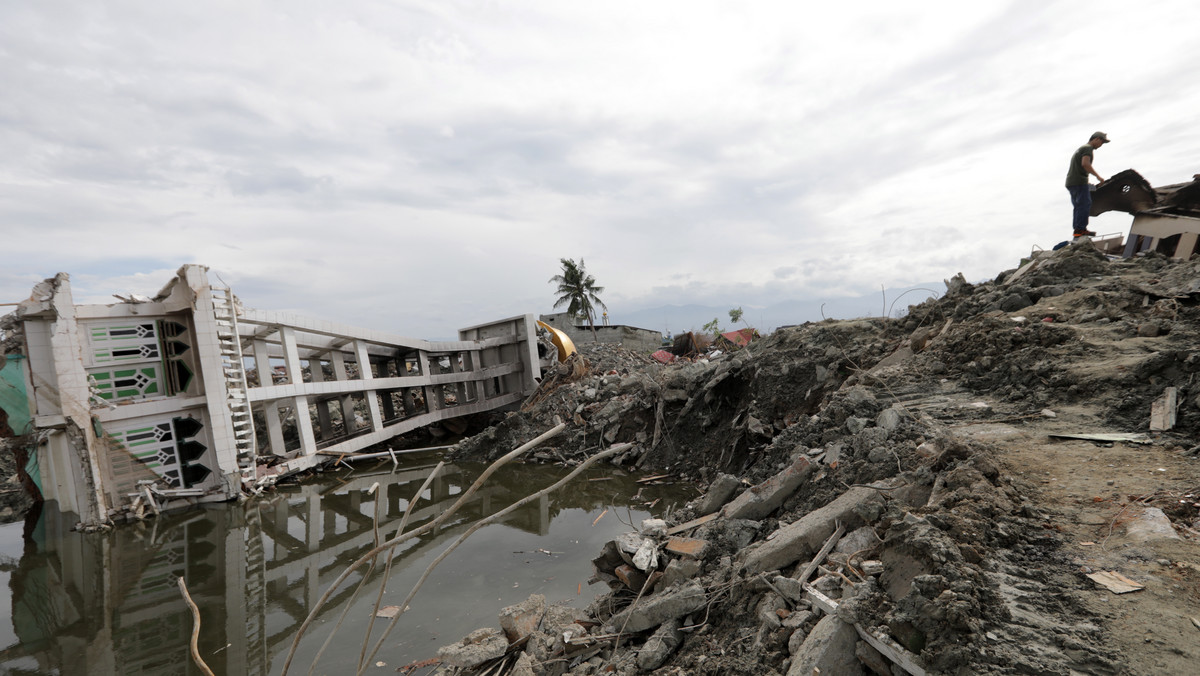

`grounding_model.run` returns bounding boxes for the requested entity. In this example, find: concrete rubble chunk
[696,473,742,515]
[636,618,684,671]
[499,593,546,643]
[661,557,702,588]
[437,627,508,669]
[876,407,903,431]
[633,538,659,571]
[641,518,668,538]
[744,487,885,574]
[723,455,814,521]
[510,652,535,676]
[856,638,893,676]
[604,579,707,634]
[786,614,860,676]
